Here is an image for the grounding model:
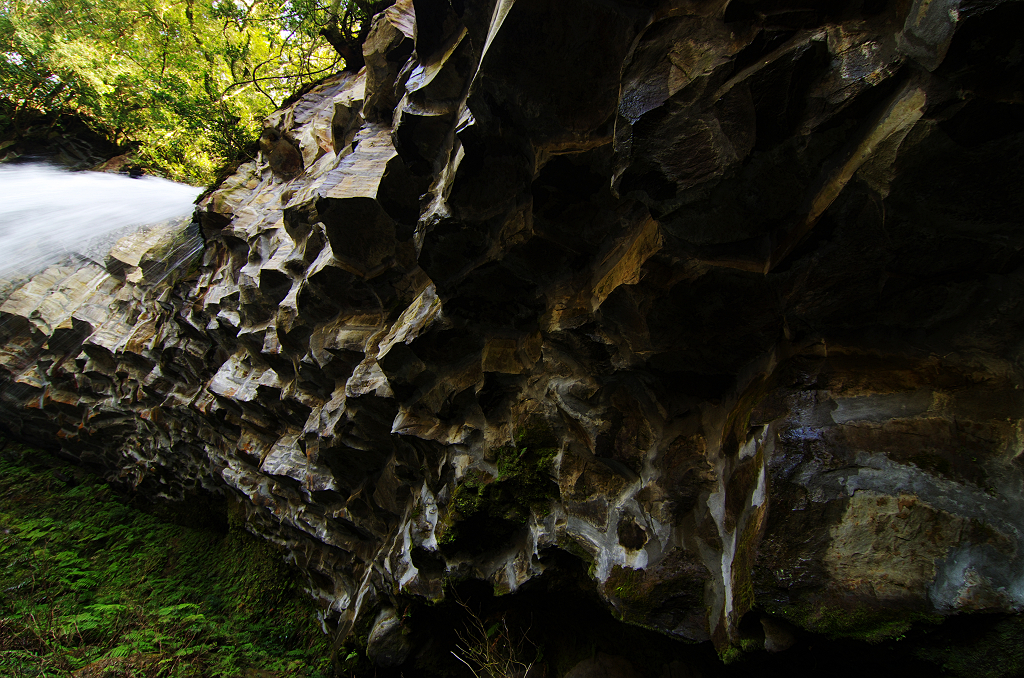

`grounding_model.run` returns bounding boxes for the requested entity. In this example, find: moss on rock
[774,599,942,644]
[437,428,559,556]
